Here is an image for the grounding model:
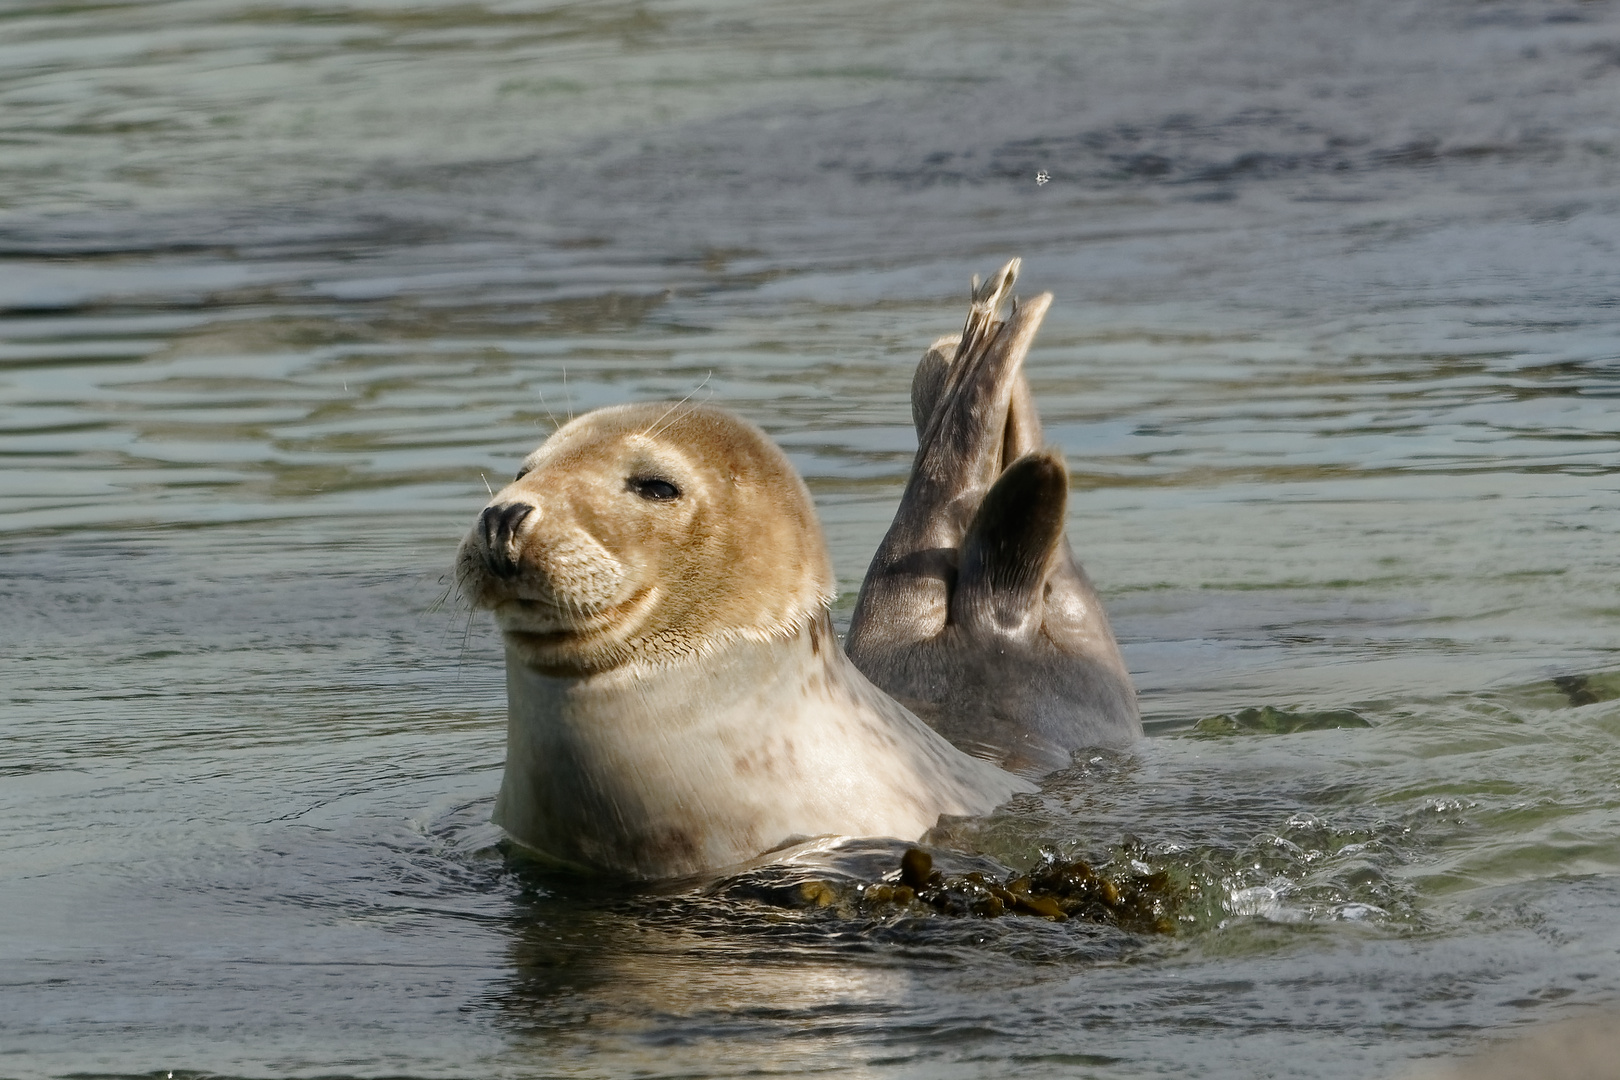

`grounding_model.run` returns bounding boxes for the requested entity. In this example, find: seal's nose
[480,502,536,578]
